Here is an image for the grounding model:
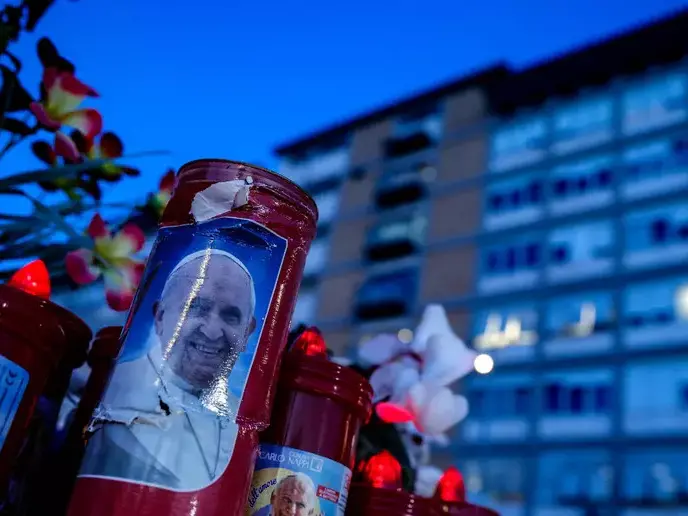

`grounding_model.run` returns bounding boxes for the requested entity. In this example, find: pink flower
[30,68,102,139]
[362,306,477,404]
[65,214,145,311]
